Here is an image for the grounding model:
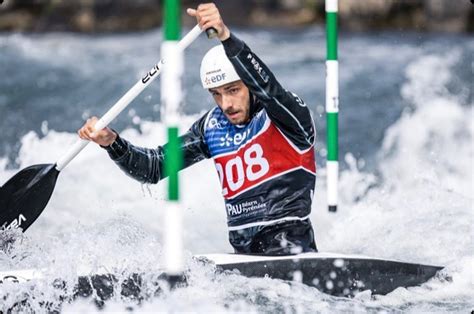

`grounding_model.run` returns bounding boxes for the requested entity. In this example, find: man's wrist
[221,32,244,57]
[107,131,118,146]
[100,131,118,148]
[218,27,231,42]
[102,133,128,160]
